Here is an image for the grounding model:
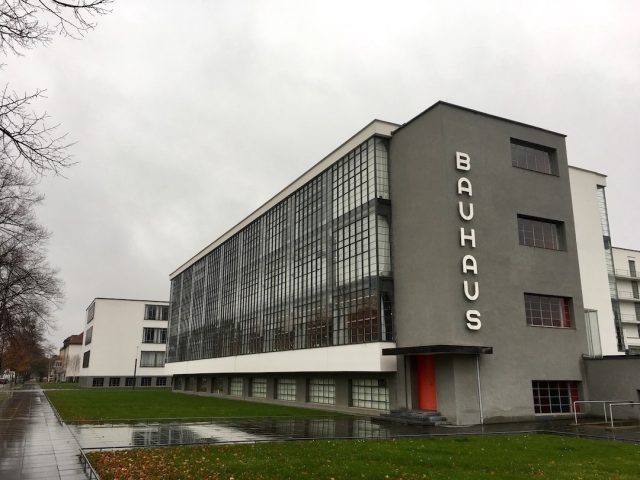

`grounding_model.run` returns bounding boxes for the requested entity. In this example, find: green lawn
[39,382,81,390]
[45,389,339,422]
[87,435,640,480]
